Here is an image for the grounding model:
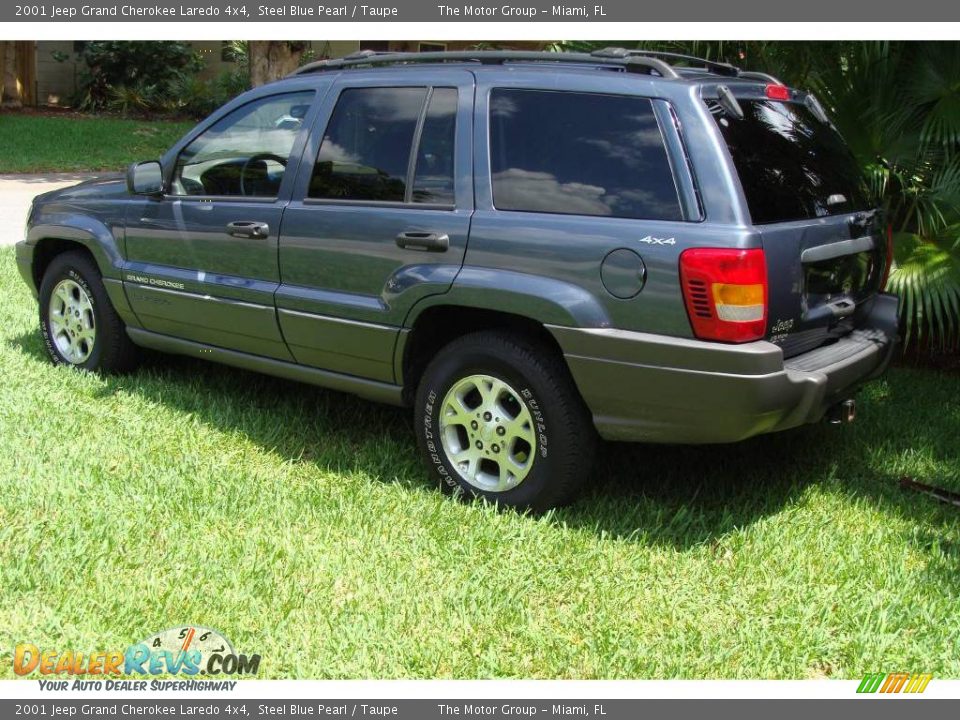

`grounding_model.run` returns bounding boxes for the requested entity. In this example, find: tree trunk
[1,41,23,108]
[248,41,307,87]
